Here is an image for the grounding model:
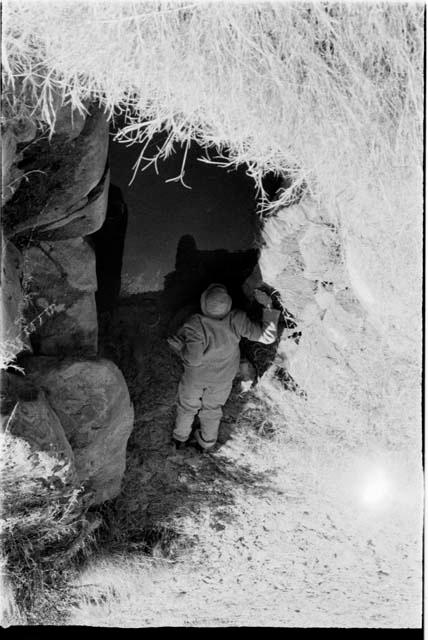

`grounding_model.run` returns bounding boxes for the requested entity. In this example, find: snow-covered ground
[67,296,422,628]
[68,437,422,627]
